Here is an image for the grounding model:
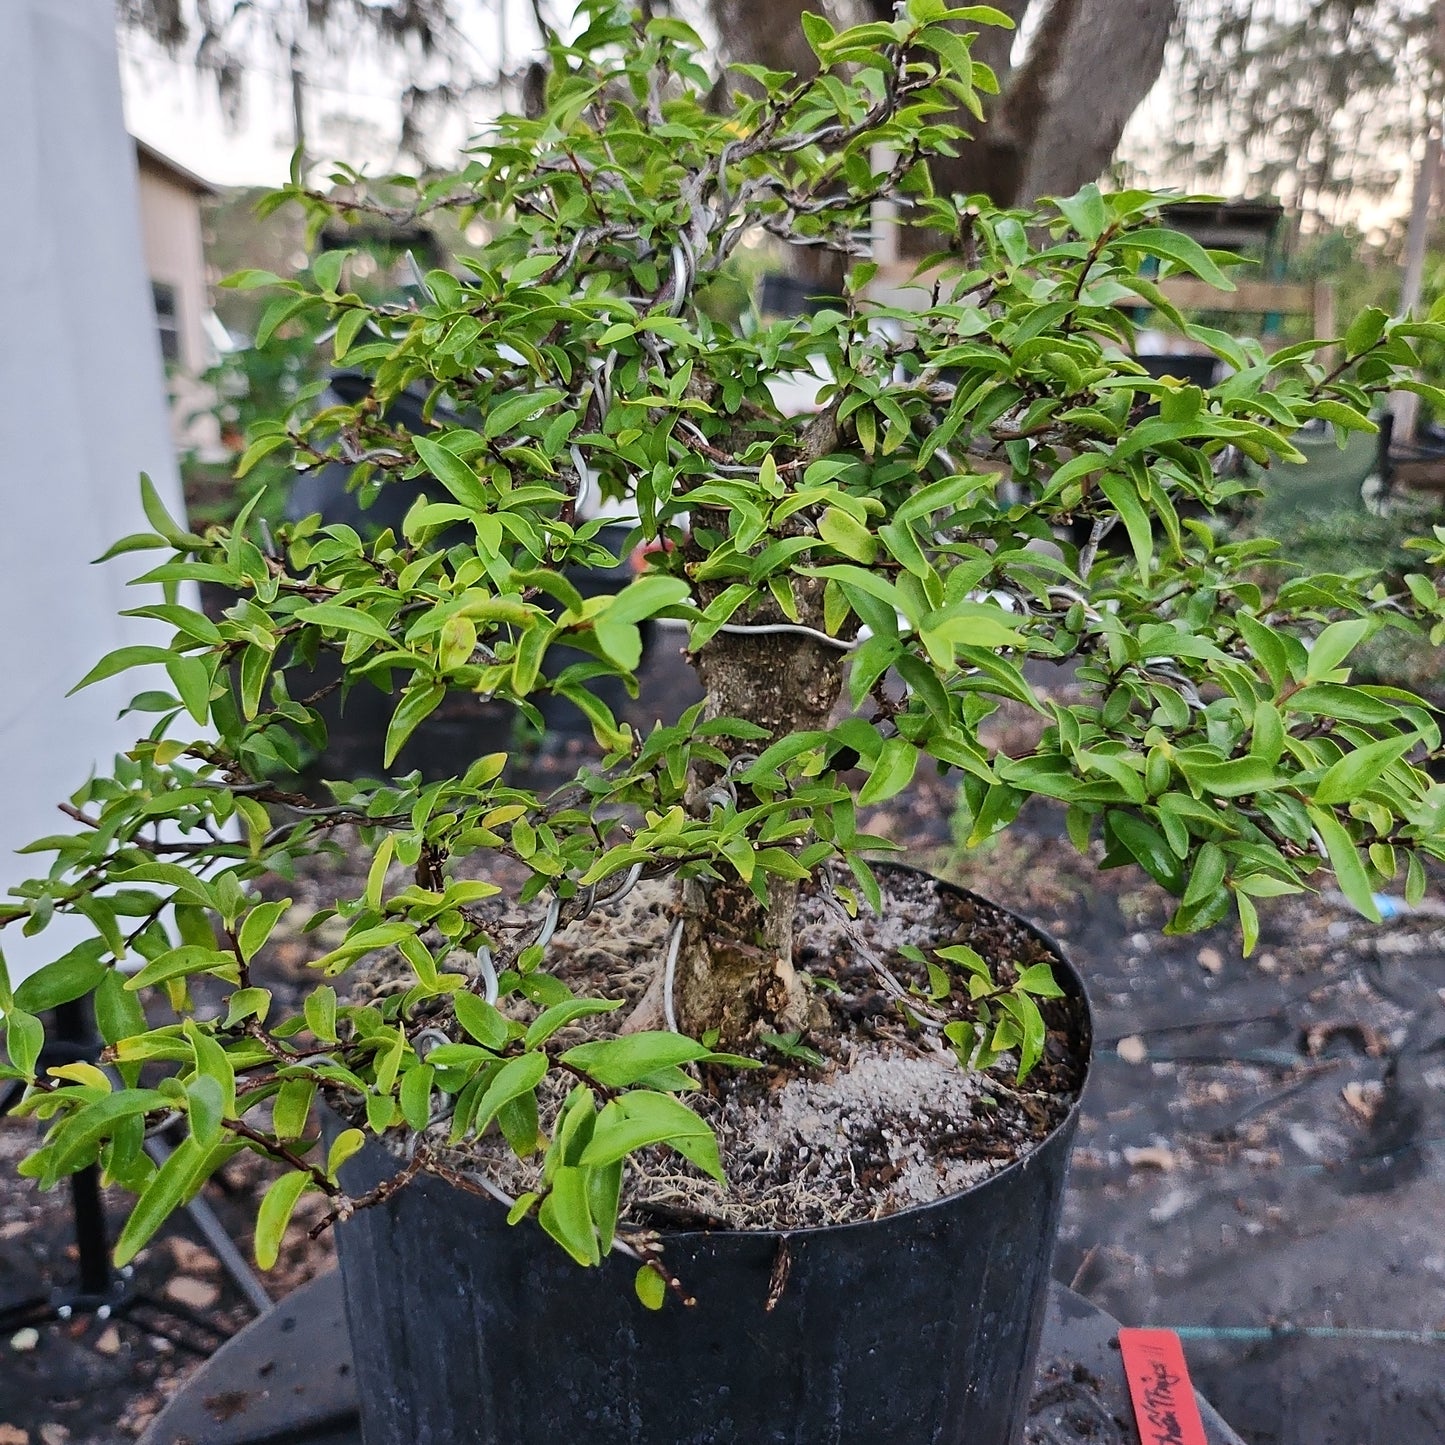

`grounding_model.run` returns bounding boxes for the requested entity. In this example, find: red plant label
[1118,1328,1209,1445]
